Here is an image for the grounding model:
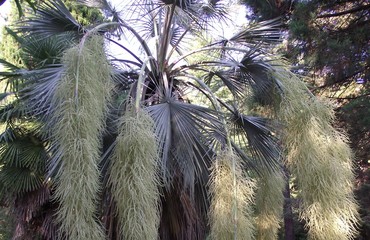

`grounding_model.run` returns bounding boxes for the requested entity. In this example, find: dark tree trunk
[283,169,294,240]
[159,172,206,240]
